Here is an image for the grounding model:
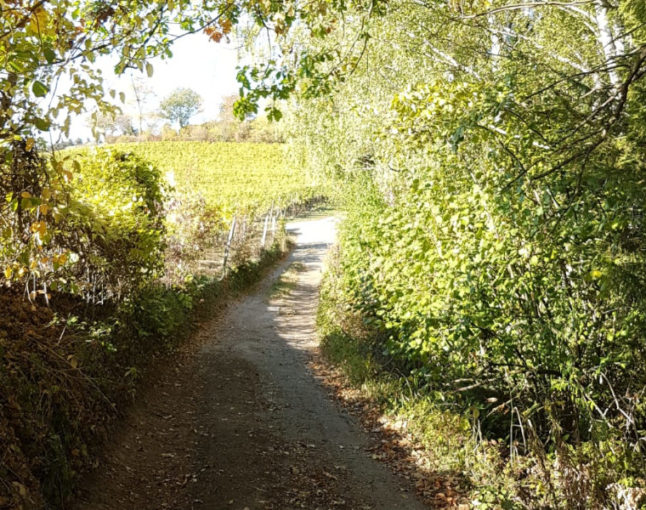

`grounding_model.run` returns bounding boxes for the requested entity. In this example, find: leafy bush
[333,153,646,499]
[60,149,167,299]
[1,149,167,303]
